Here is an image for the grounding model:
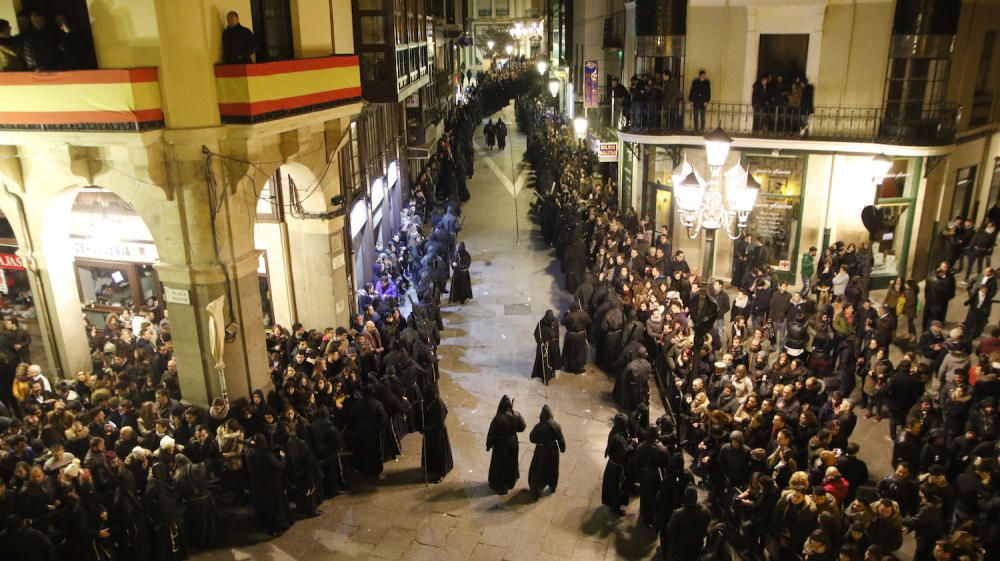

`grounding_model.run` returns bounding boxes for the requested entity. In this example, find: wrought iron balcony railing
[604,100,958,146]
